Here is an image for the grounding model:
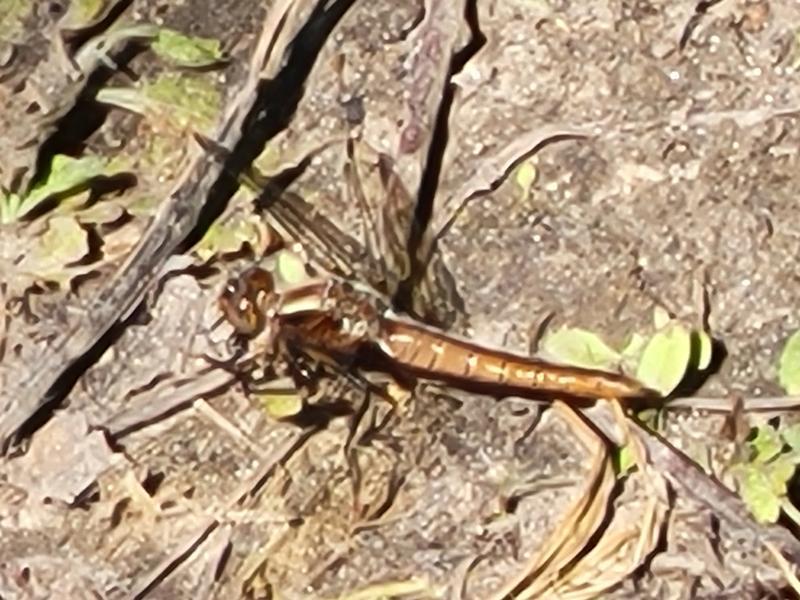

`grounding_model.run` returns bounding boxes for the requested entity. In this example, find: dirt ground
[1,0,800,598]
